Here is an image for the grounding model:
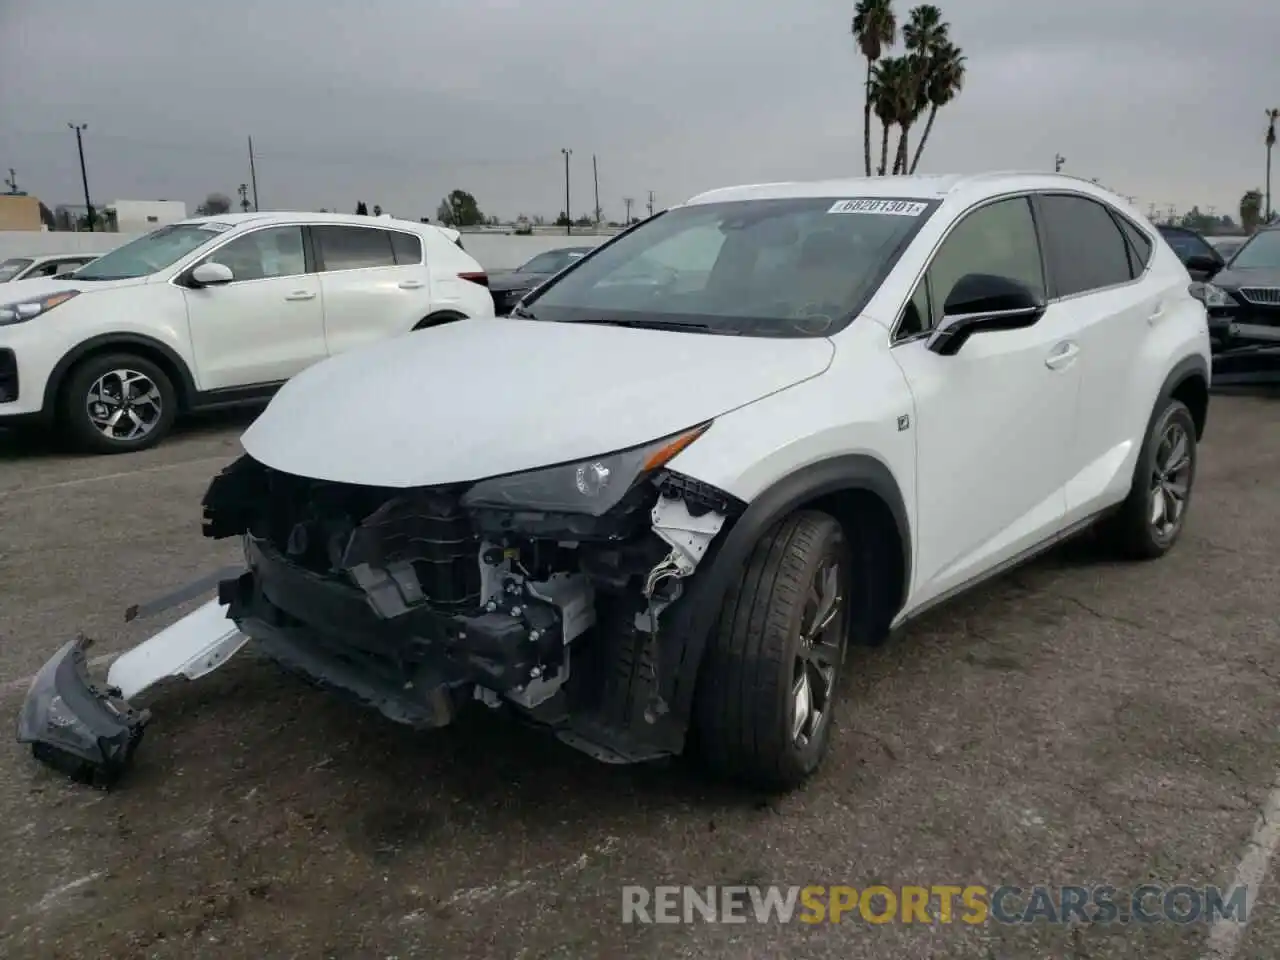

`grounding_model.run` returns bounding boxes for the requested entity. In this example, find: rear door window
[1036,194,1134,297]
[1114,216,1154,277]
[388,230,422,265]
[313,226,397,271]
